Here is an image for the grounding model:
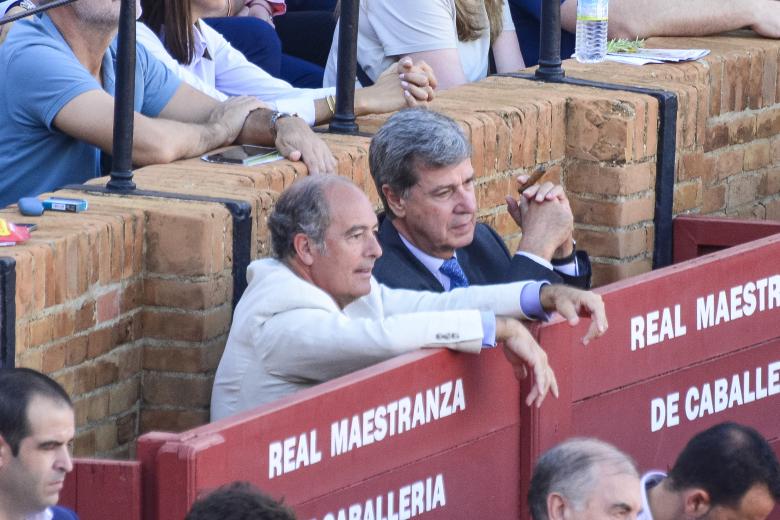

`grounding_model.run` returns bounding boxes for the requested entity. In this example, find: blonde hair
[455,0,504,43]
